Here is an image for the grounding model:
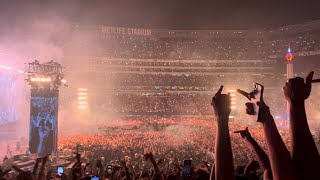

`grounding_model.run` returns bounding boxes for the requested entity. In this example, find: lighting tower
[25,60,65,155]
[285,48,294,119]
[228,89,237,119]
